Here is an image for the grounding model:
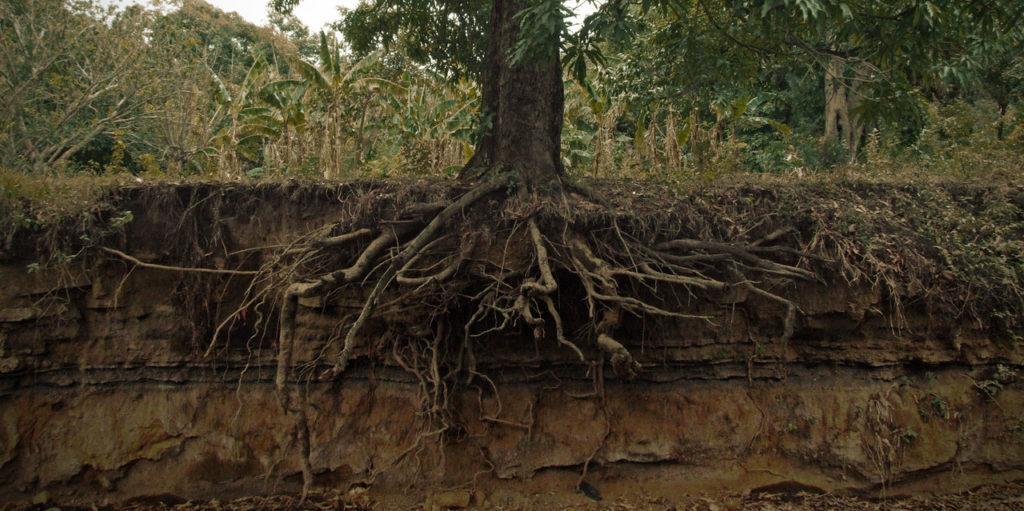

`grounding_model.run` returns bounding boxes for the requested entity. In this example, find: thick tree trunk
[462,0,565,190]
